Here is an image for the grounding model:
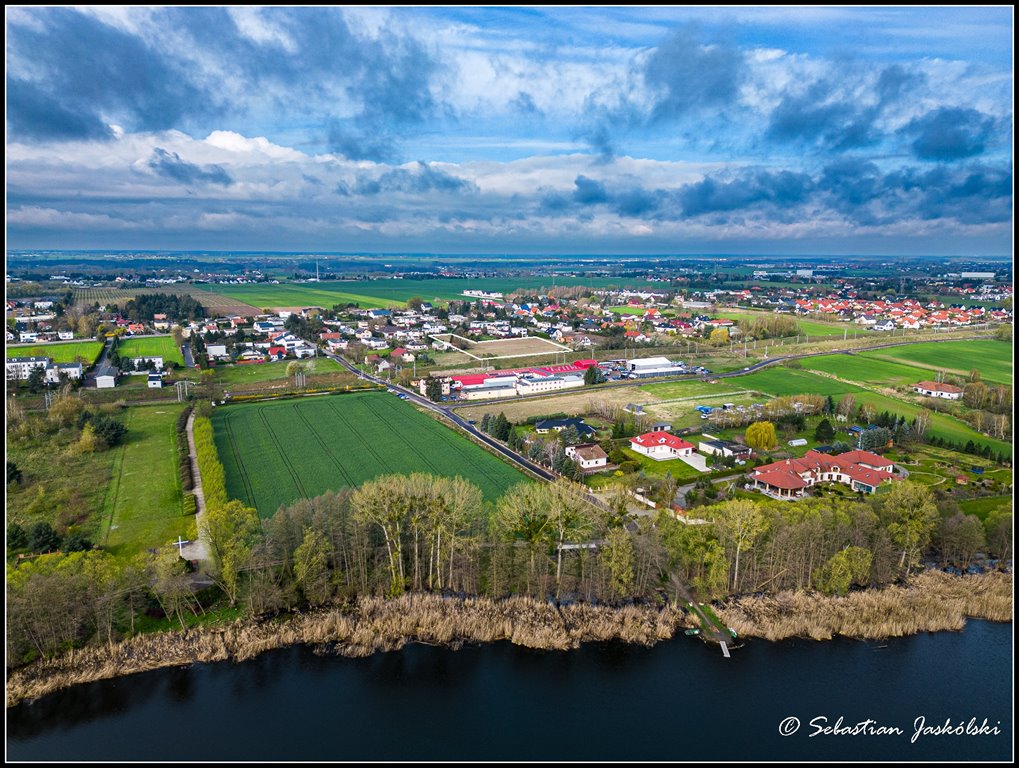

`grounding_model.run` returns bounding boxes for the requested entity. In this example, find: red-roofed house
[267,346,287,361]
[630,431,695,460]
[749,449,897,498]
[913,381,963,399]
